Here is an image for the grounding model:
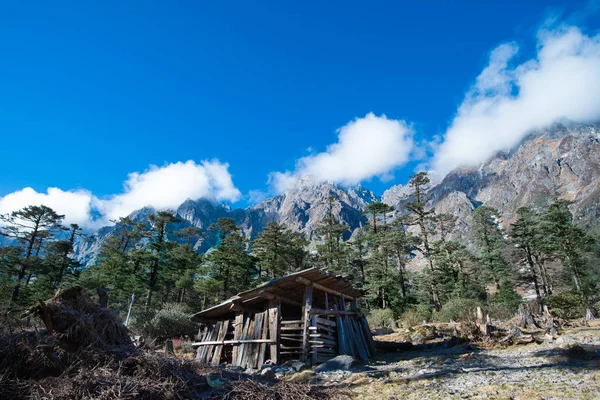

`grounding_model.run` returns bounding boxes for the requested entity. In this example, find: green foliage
[367,308,396,329]
[472,205,510,288]
[400,304,432,327]
[433,298,481,322]
[205,218,256,300]
[252,222,308,279]
[545,291,586,319]
[403,172,442,311]
[315,195,350,272]
[131,303,199,339]
[540,200,595,301]
[487,285,522,319]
